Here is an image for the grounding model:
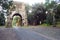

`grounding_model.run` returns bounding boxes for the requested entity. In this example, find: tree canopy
[0,0,13,26]
[0,0,13,10]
